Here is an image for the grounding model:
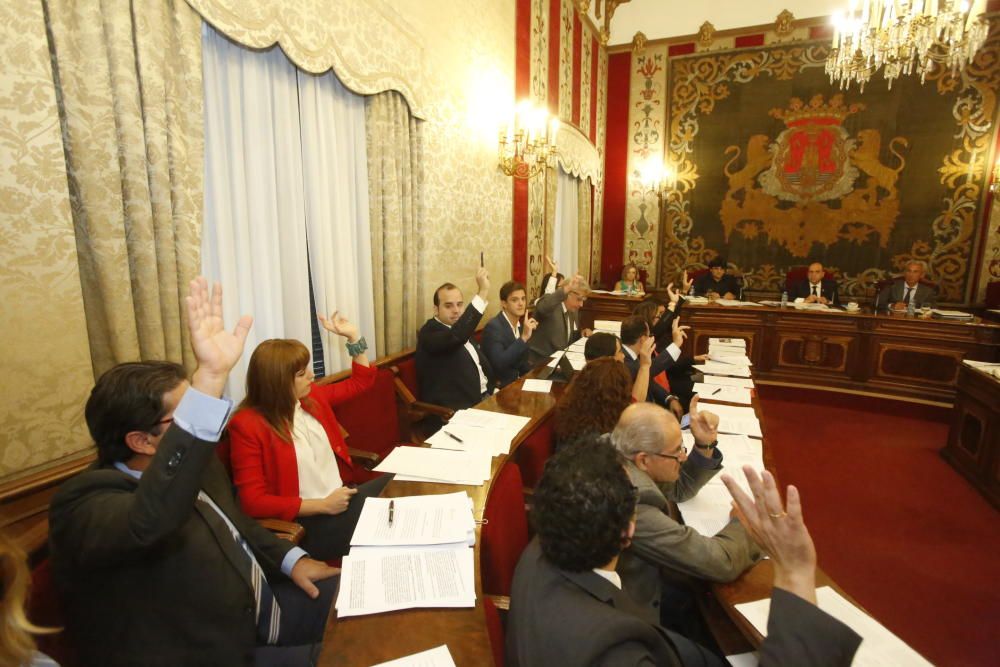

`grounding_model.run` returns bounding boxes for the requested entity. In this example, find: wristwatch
[695,440,718,451]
